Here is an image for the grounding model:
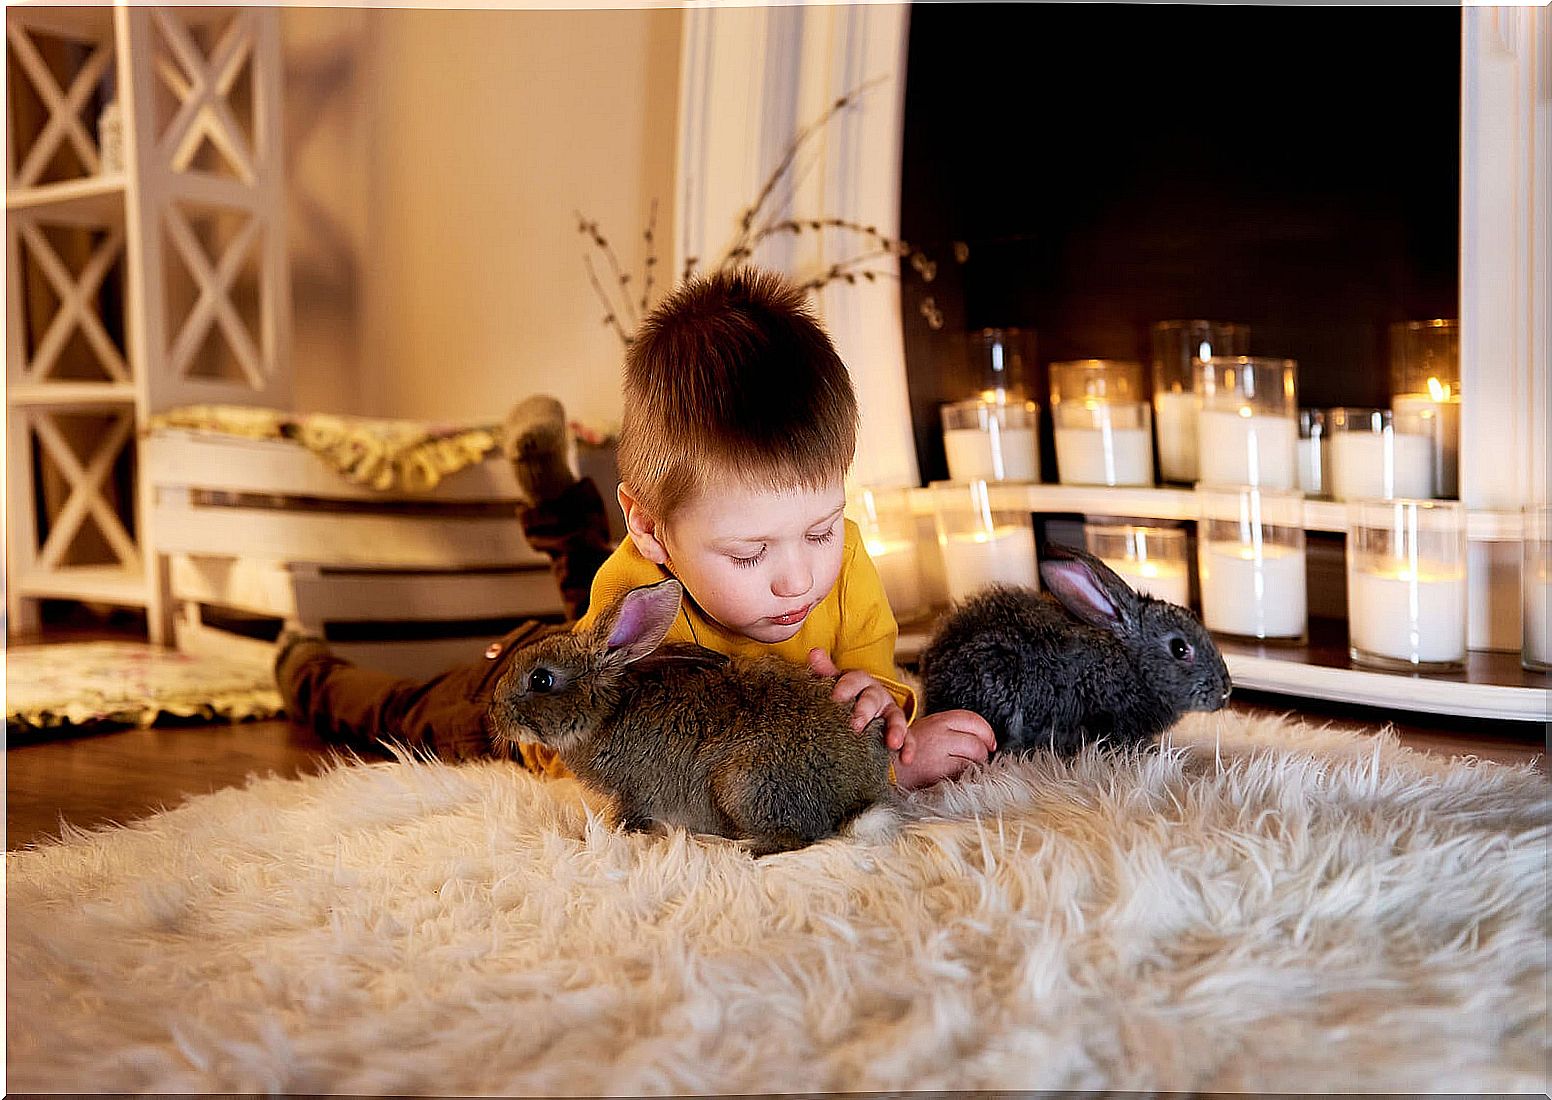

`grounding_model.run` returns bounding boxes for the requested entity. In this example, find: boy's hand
[806,648,912,760]
[890,709,997,790]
